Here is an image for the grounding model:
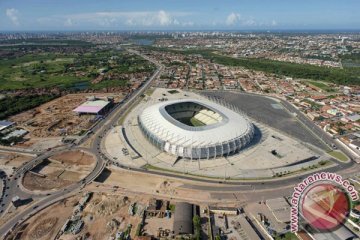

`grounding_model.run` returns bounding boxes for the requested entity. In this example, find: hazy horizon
[1,0,359,31]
